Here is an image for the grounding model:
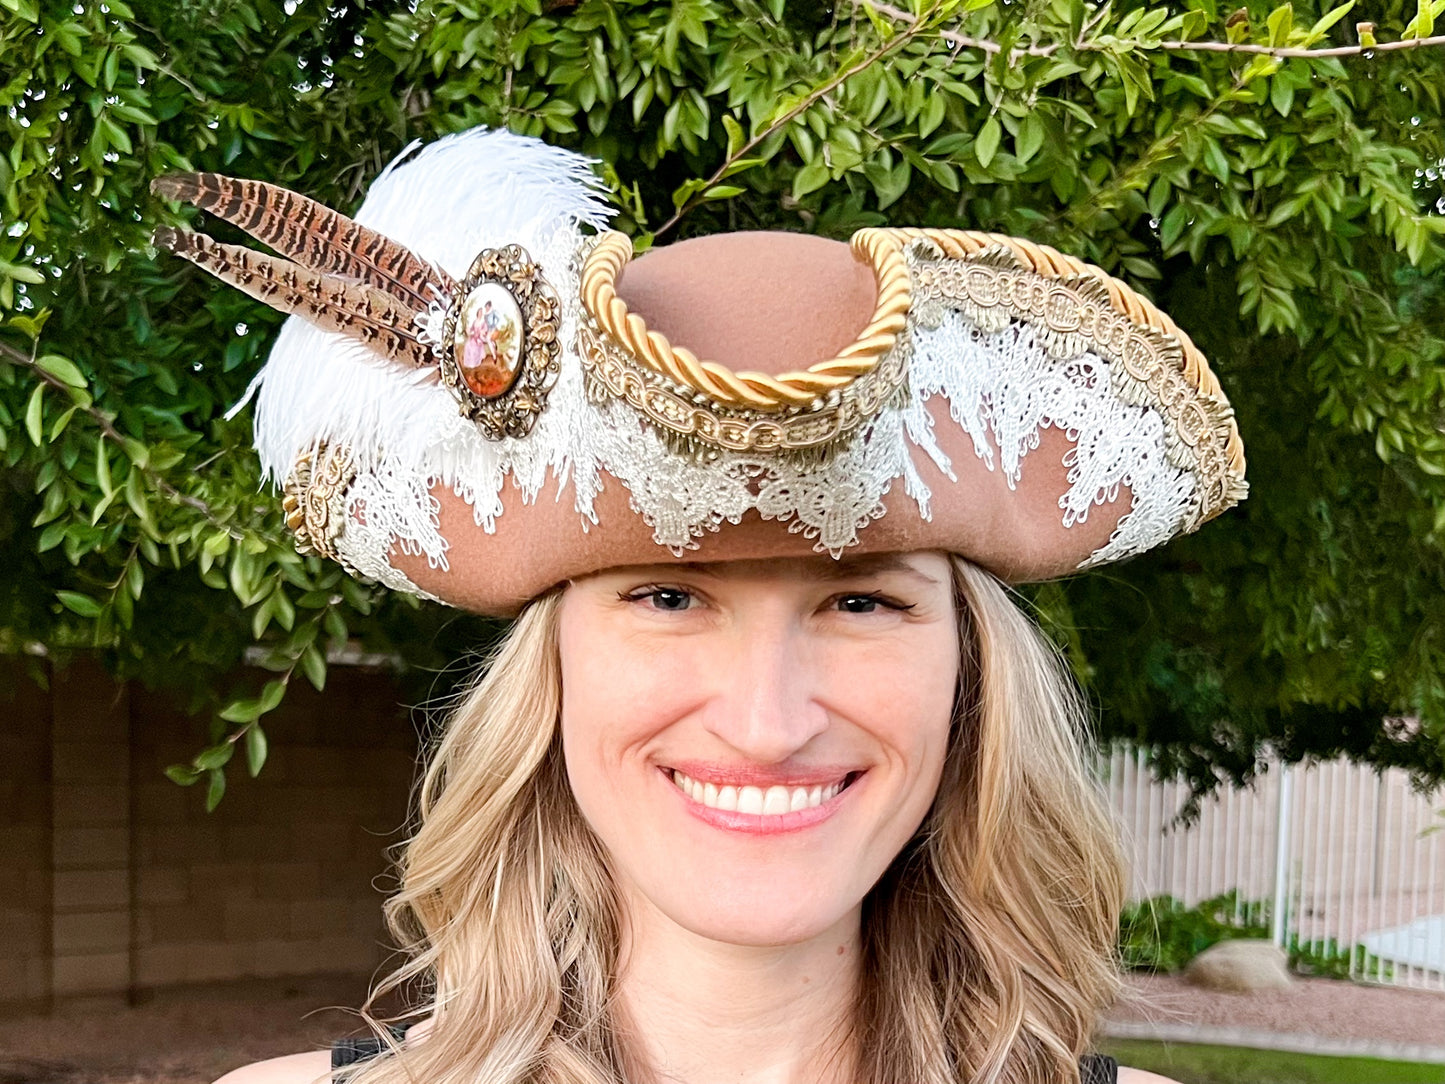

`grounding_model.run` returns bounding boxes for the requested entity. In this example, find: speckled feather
[153,227,433,369]
[151,172,455,311]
